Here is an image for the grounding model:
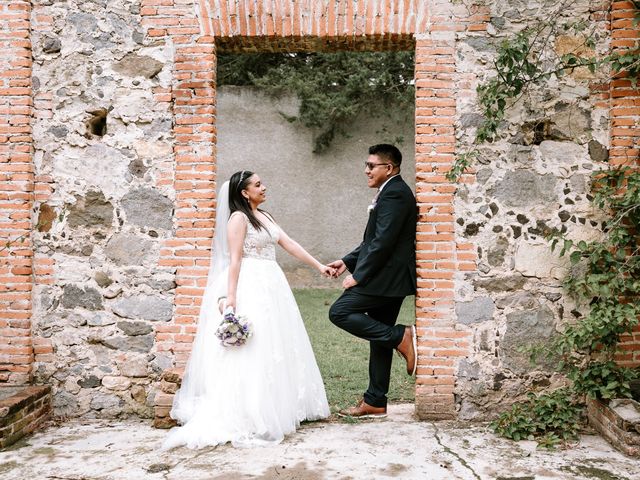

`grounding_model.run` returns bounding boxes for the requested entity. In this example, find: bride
[163,170,332,449]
